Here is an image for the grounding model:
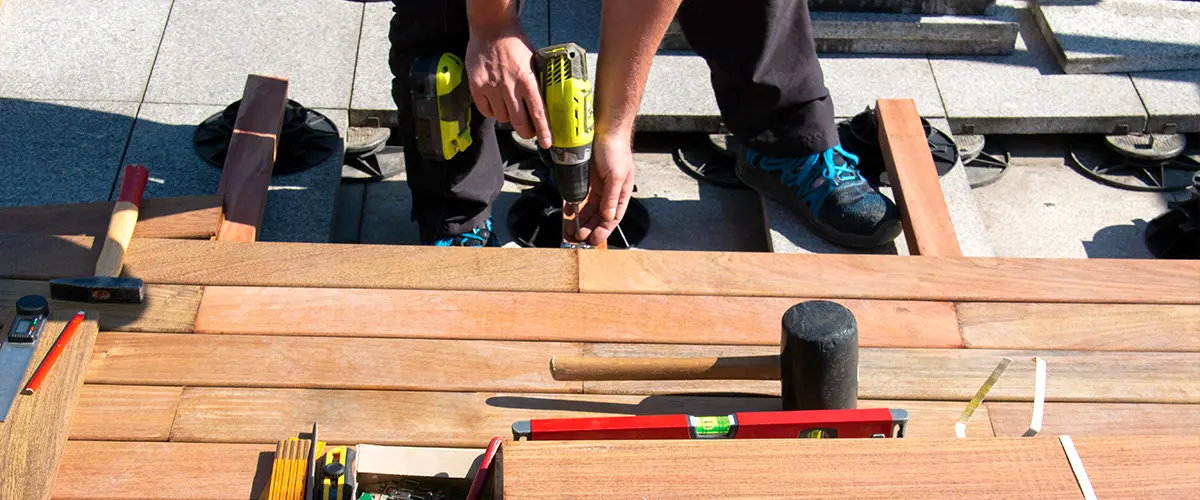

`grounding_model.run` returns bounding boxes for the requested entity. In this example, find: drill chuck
[555,161,590,204]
